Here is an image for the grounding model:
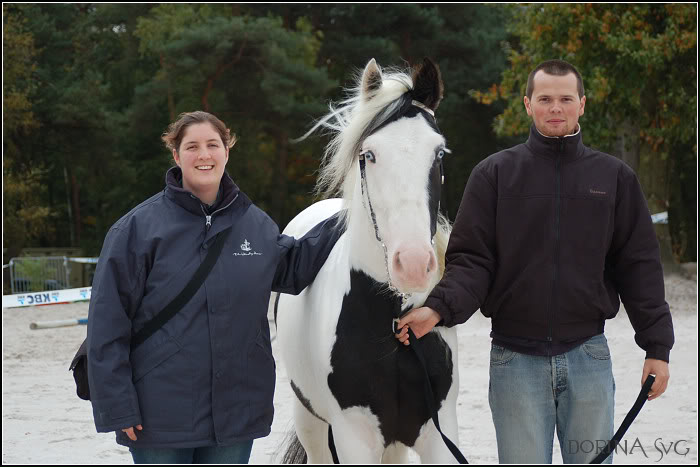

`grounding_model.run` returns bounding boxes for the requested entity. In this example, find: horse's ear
[411,57,444,111]
[361,58,383,101]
